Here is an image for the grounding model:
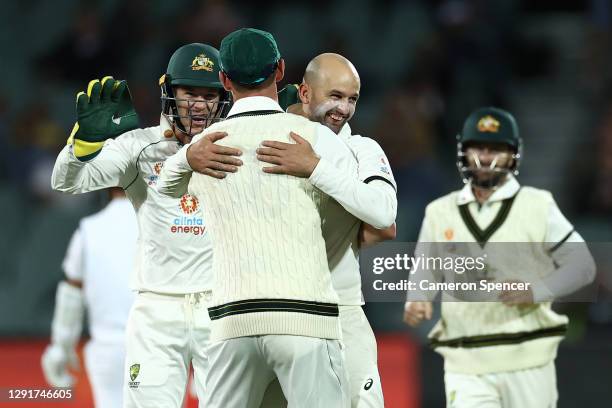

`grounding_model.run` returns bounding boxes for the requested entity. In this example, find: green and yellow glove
[278,84,300,112]
[67,76,139,161]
